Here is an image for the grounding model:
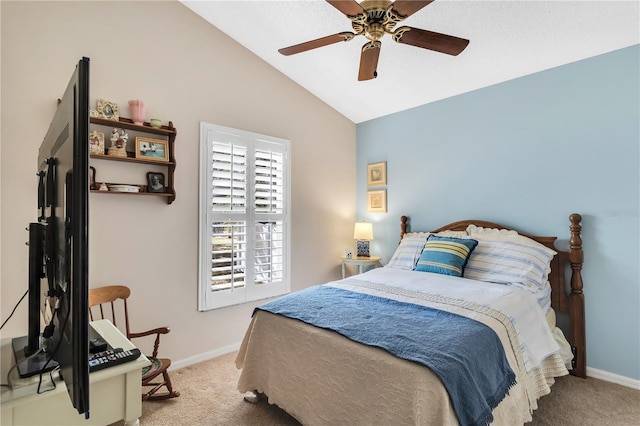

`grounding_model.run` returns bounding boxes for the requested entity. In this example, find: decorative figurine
[107,128,128,157]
